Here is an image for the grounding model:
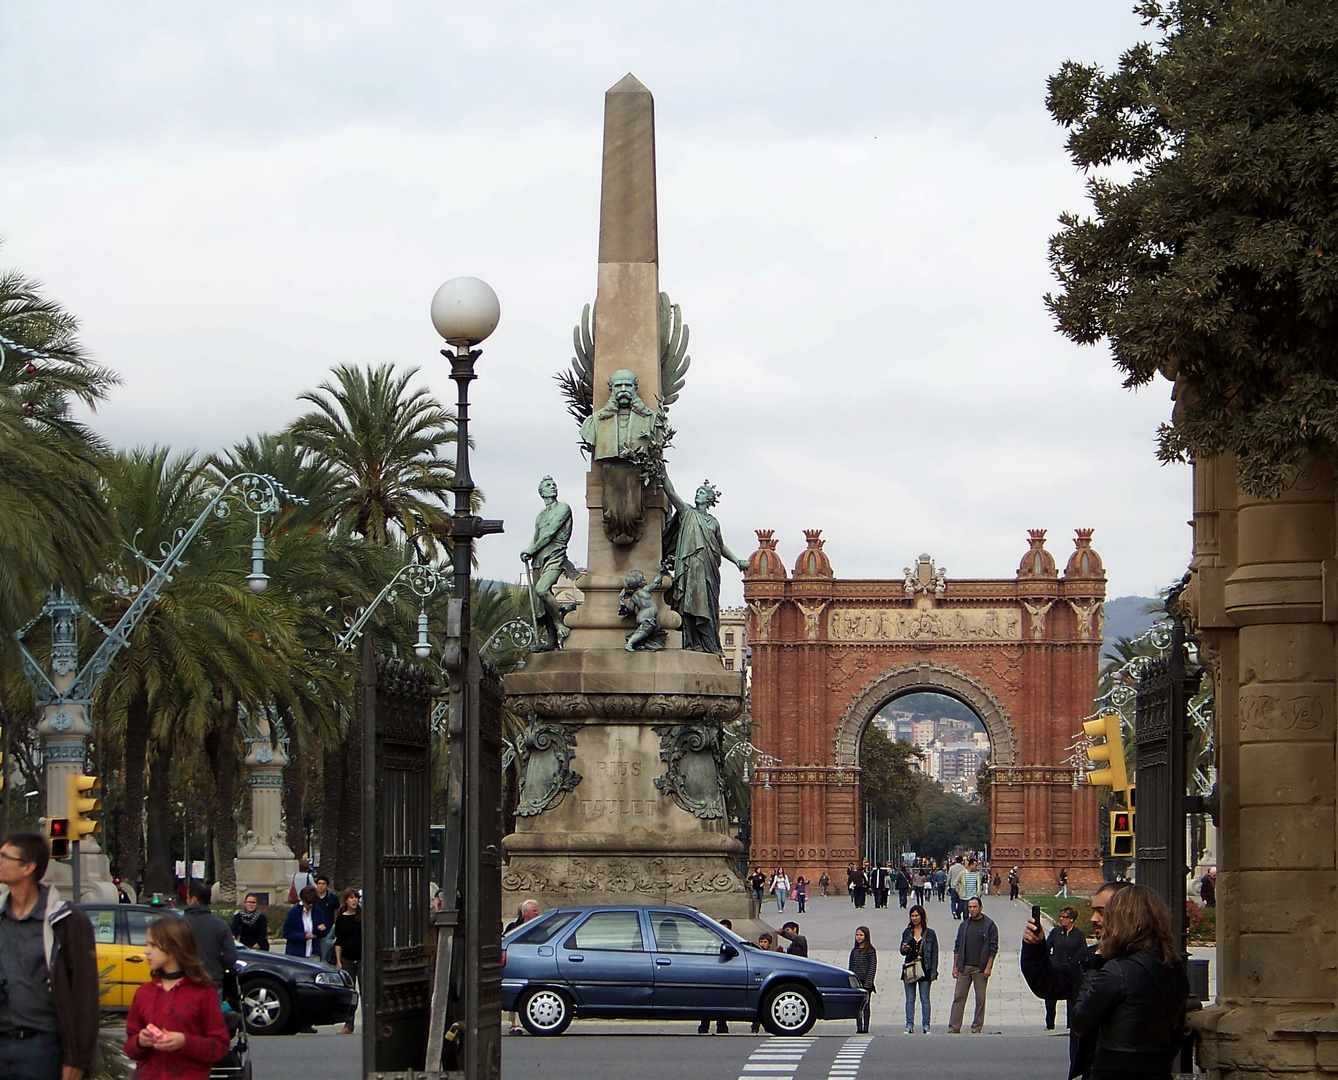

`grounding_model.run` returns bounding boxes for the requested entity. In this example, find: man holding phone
[1020,881,1130,1078]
